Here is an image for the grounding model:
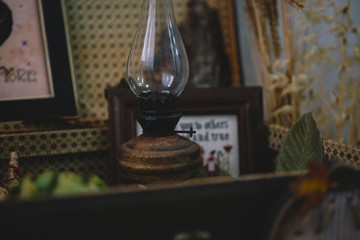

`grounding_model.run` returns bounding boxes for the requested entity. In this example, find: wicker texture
[268,124,360,169]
